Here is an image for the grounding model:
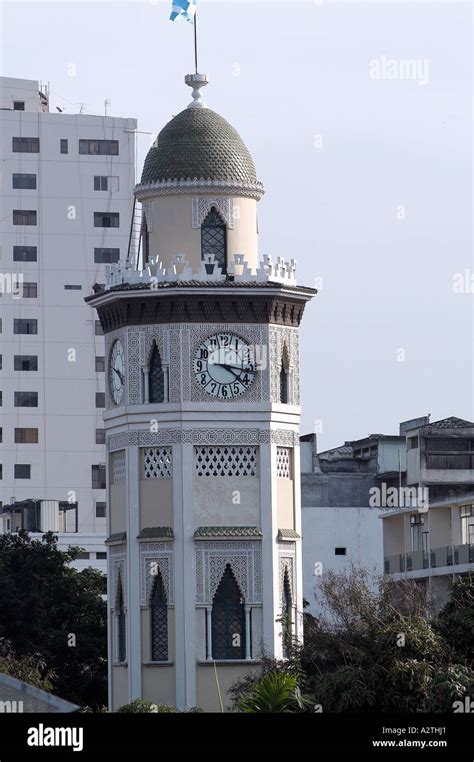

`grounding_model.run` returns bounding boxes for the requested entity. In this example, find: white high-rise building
[0,77,137,570]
